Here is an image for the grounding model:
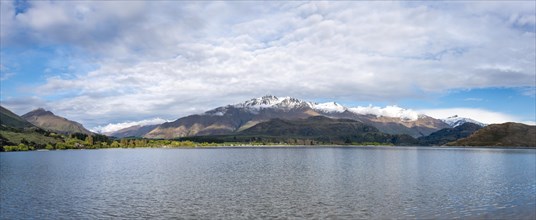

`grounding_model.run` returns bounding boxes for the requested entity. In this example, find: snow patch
[211,111,225,116]
[441,115,486,127]
[234,95,313,112]
[204,106,229,116]
[312,102,347,113]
